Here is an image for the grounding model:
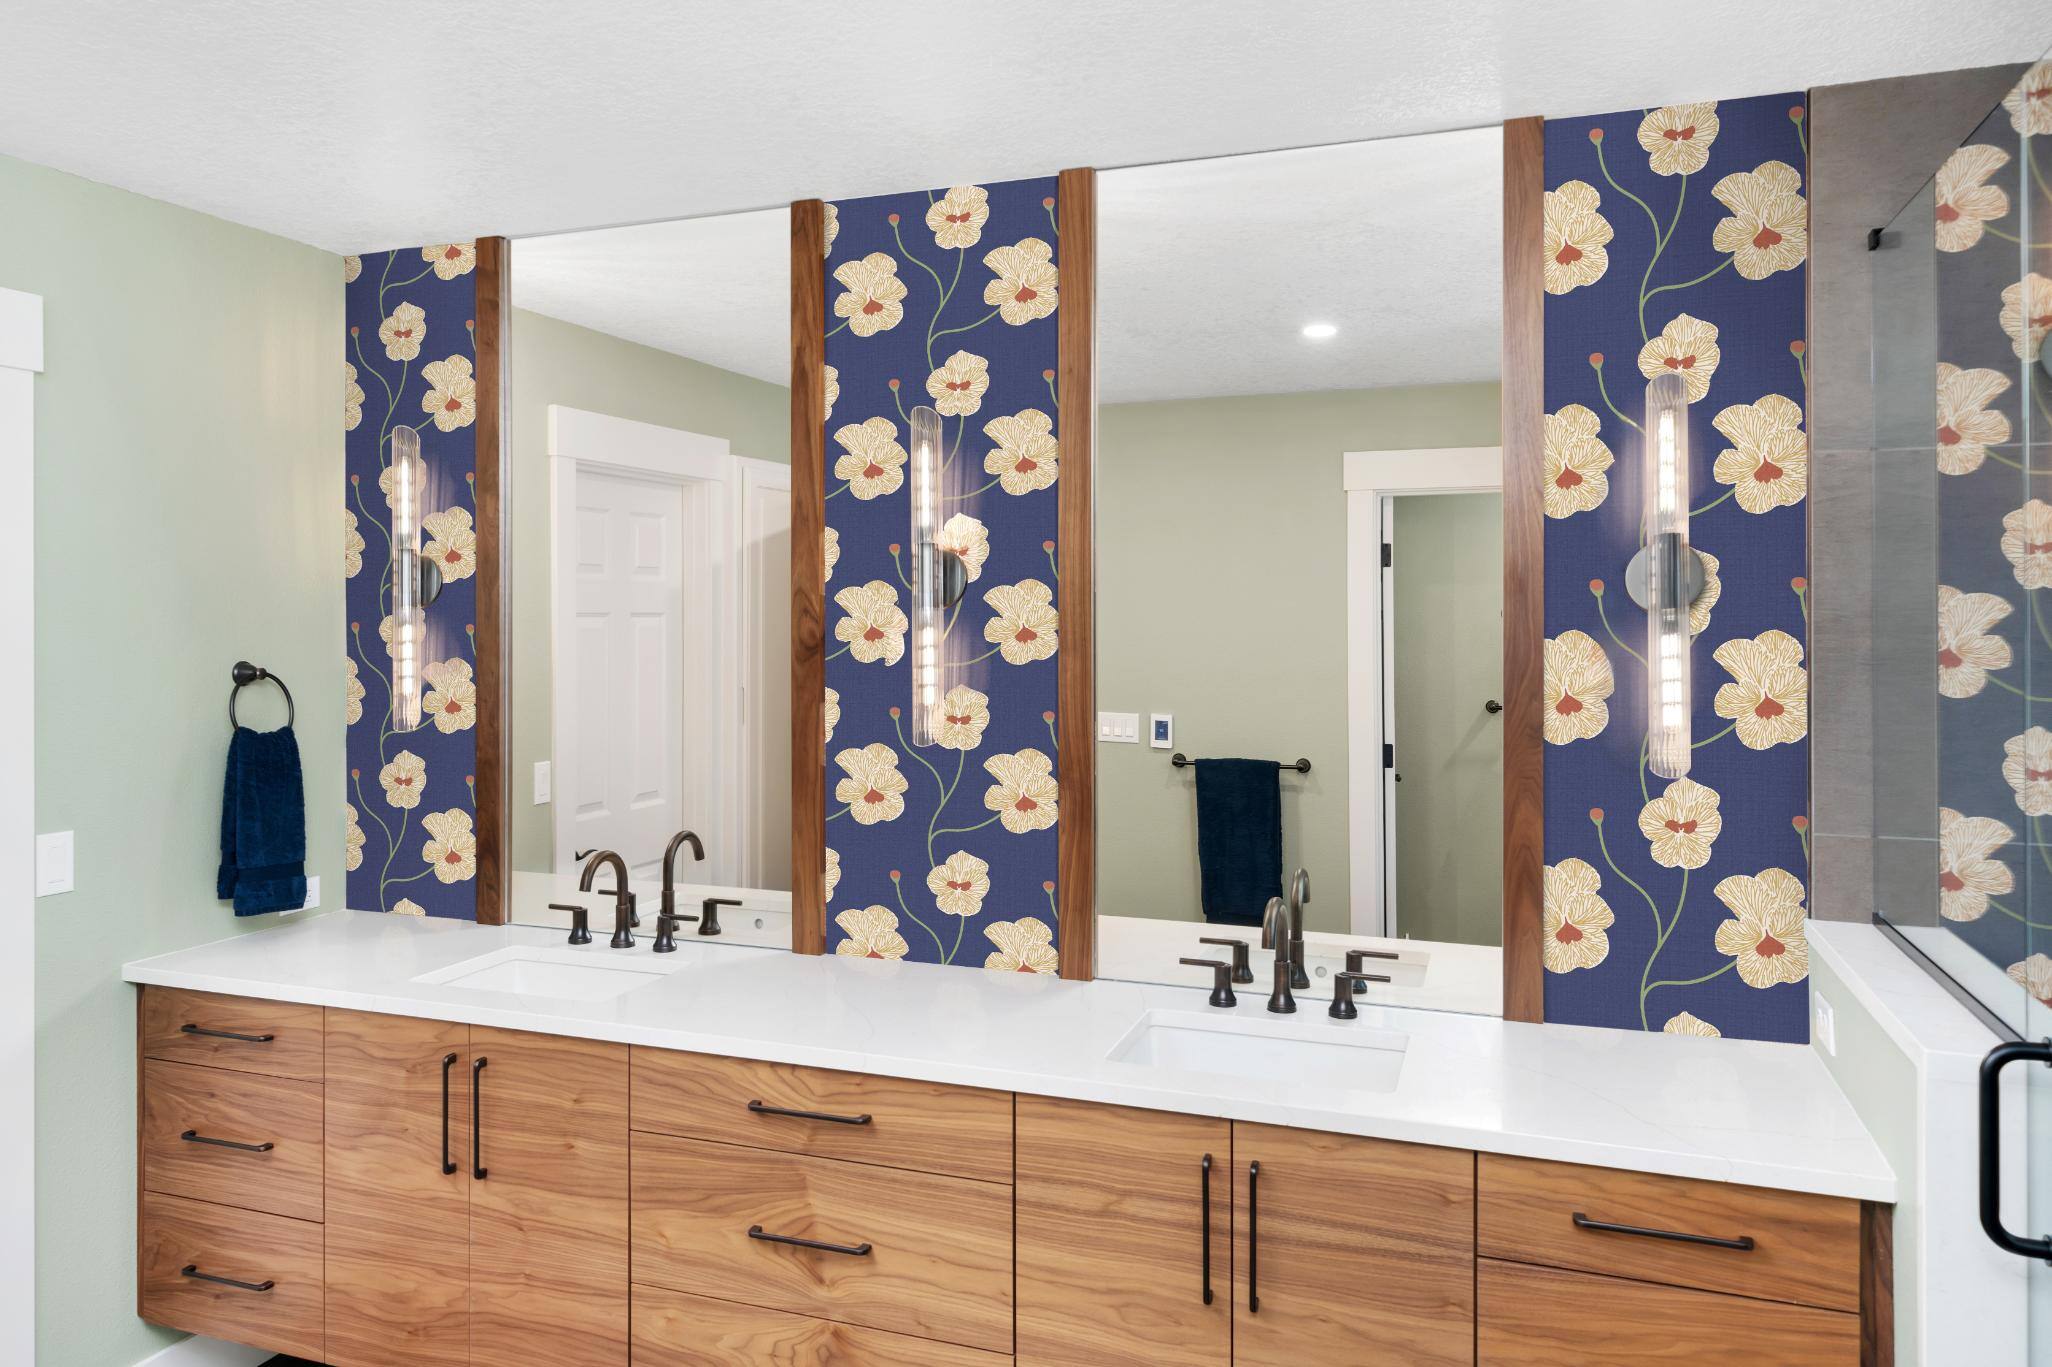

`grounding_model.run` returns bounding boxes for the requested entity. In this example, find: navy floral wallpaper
[1540,95,1812,1042]
[820,178,1065,971]
[343,244,482,918]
